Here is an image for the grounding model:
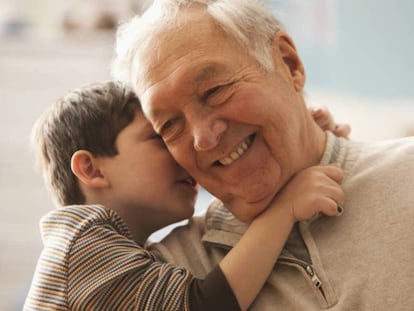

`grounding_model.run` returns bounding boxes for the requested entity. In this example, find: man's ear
[71,150,109,188]
[272,31,306,92]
